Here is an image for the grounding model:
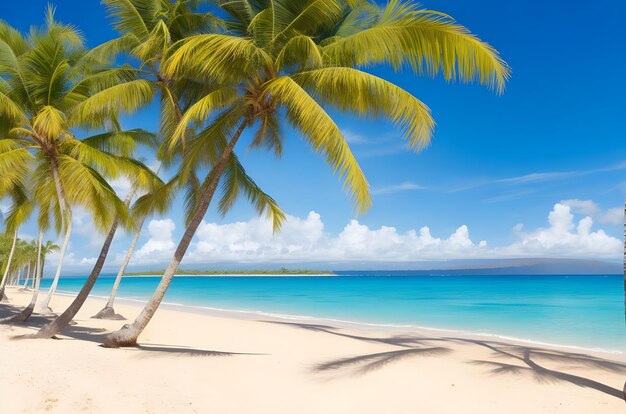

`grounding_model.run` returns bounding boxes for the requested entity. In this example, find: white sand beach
[1,287,624,413]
